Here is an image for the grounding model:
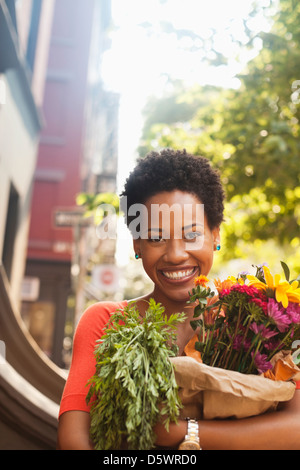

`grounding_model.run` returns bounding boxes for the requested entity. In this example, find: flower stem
[247,339,262,374]
[266,326,293,361]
